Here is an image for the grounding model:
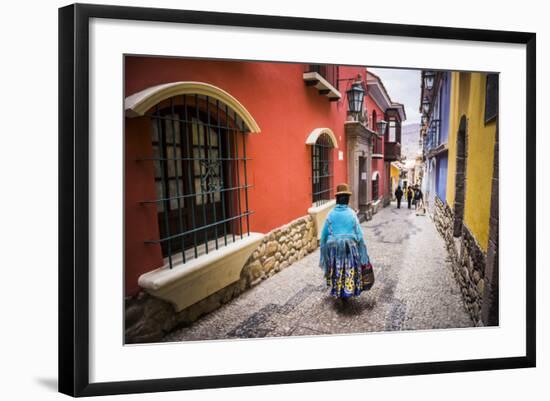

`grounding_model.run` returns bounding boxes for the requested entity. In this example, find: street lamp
[377,120,388,135]
[346,80,365,117]
[422,96,430,114]
[423,71,436,90]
